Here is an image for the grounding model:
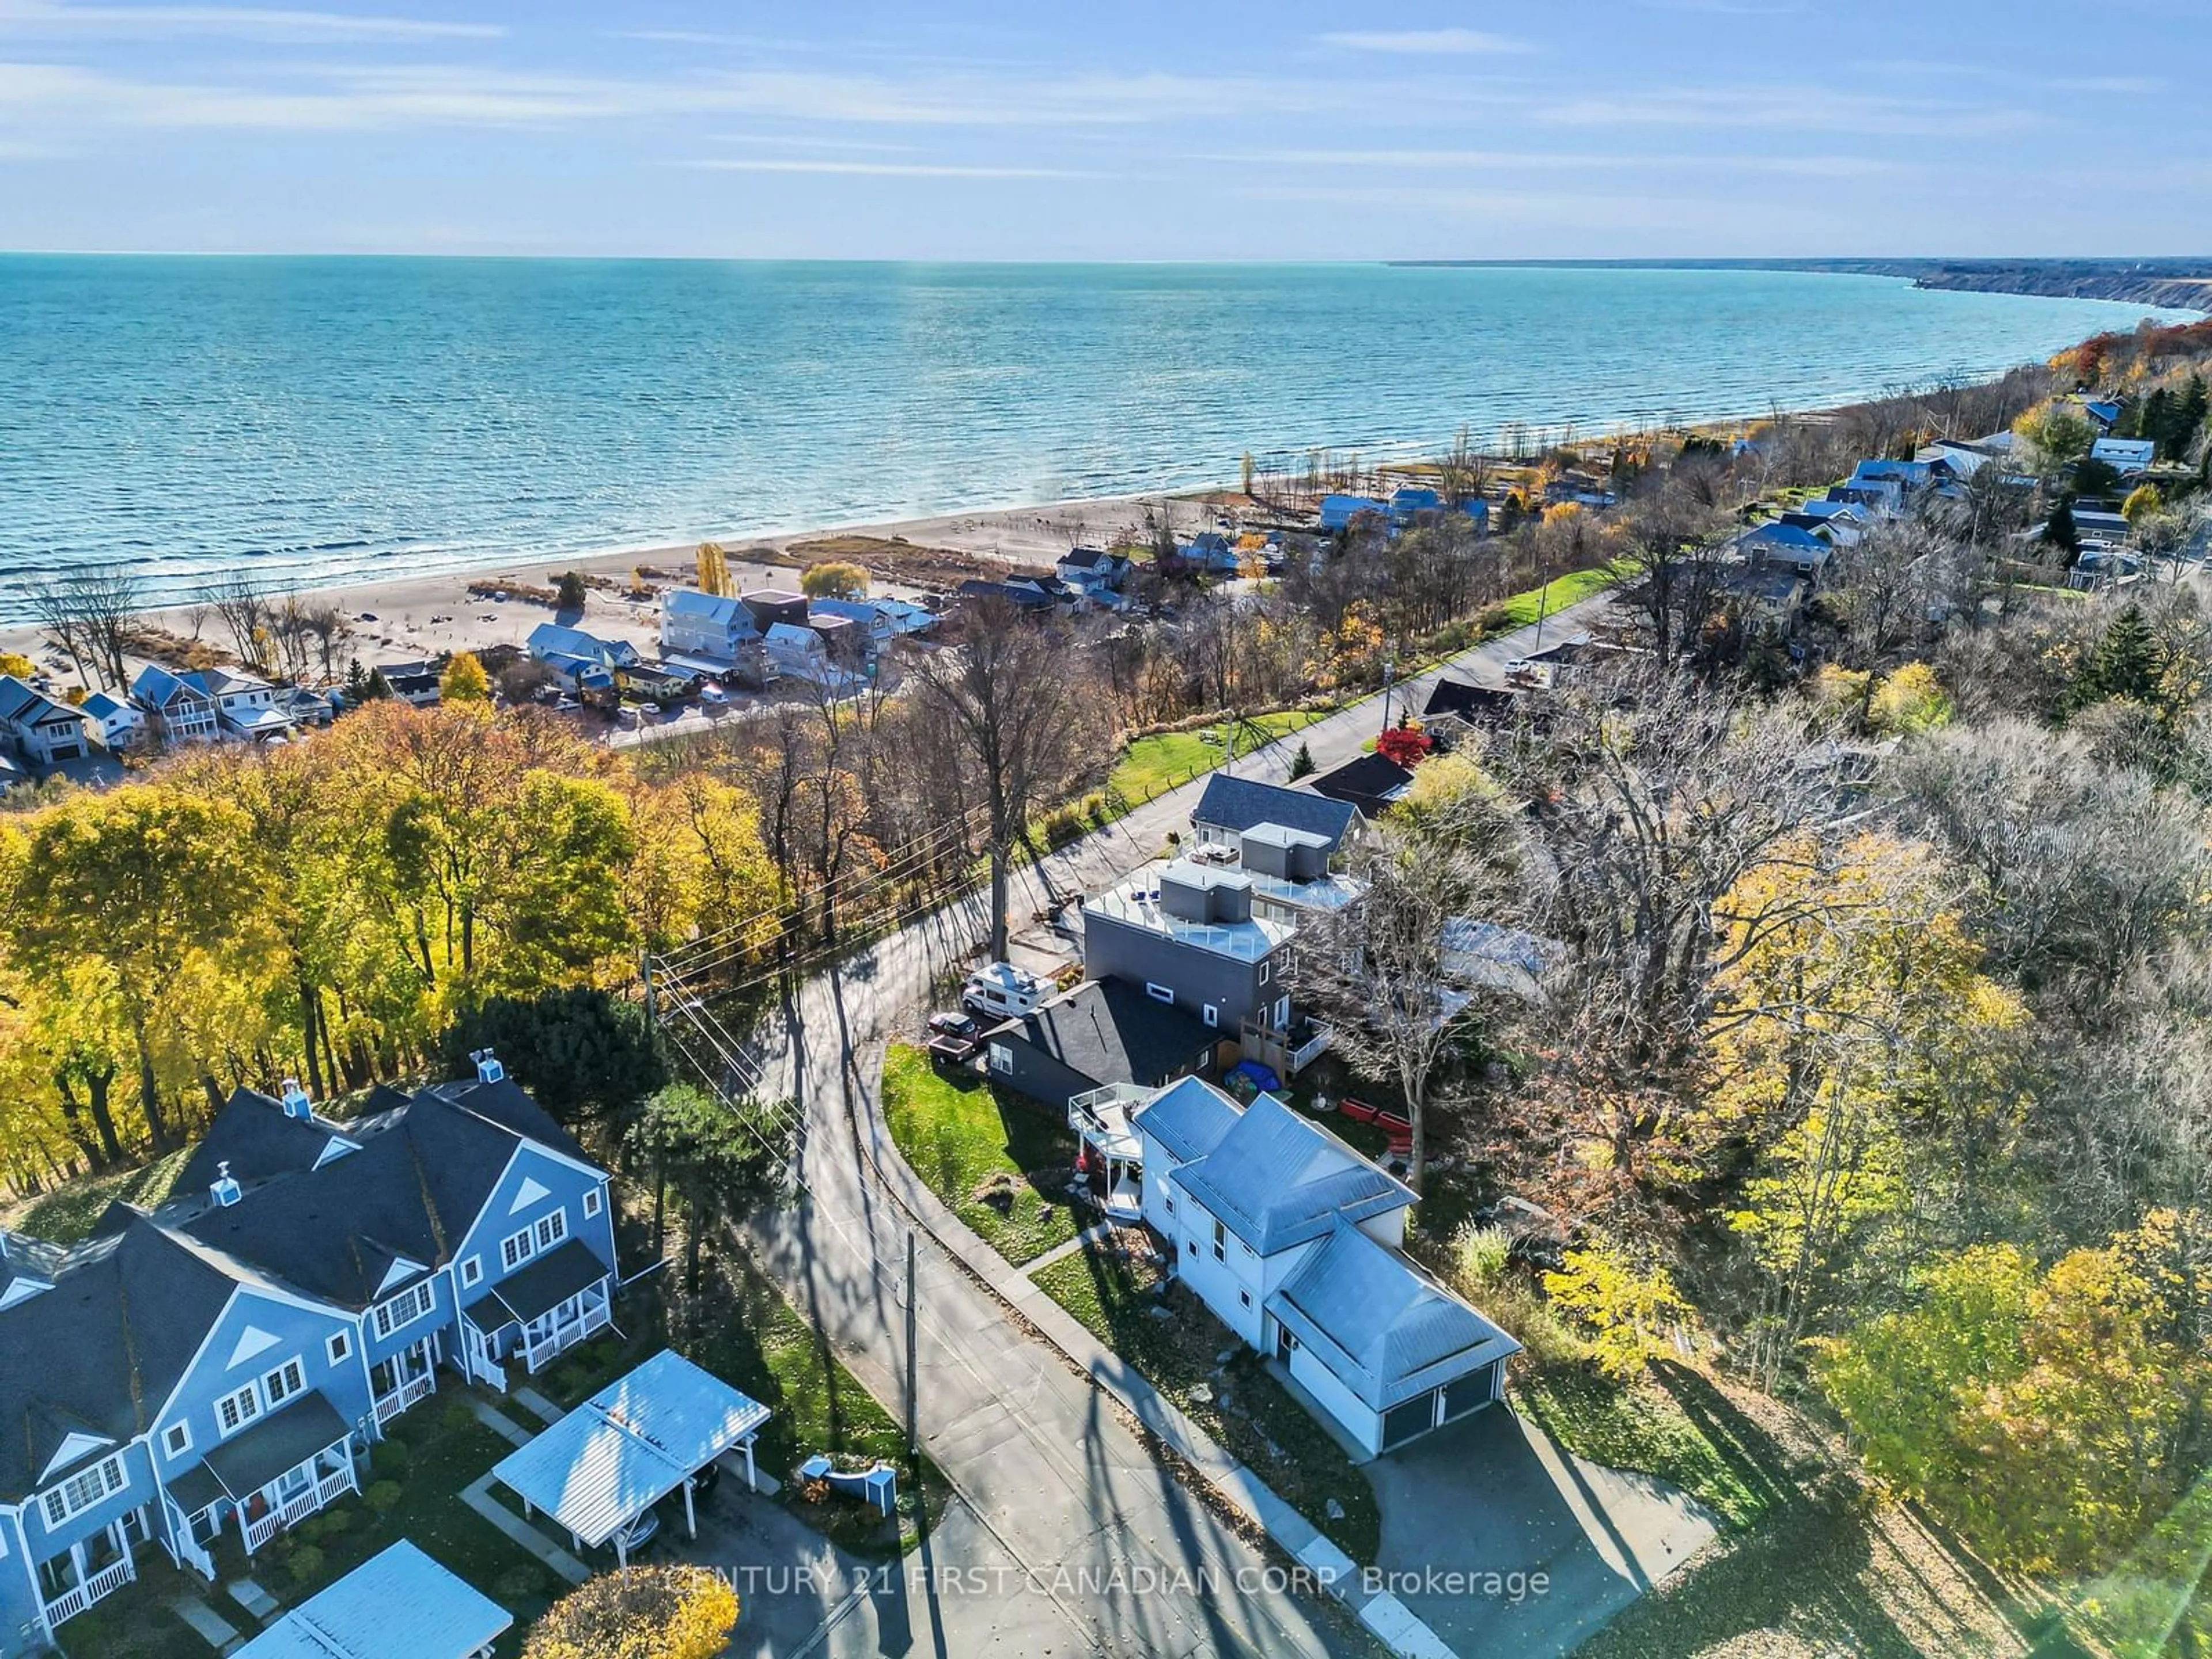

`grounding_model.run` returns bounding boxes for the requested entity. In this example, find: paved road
[700,596,1616,1659]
